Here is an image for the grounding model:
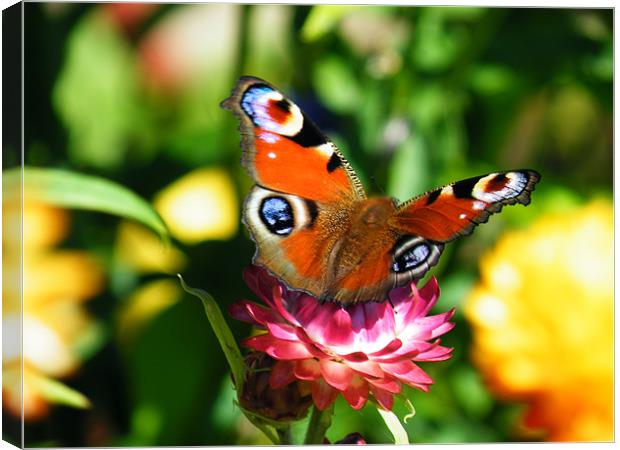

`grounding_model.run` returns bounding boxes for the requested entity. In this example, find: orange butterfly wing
[223,77,365,297]
[221,77,364,204]
[391,170,541,241]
